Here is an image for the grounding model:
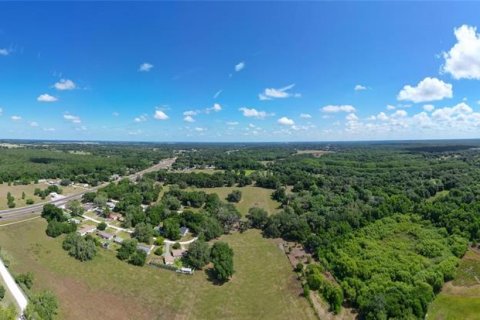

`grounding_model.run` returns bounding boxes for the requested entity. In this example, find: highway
[0,157,176,222]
